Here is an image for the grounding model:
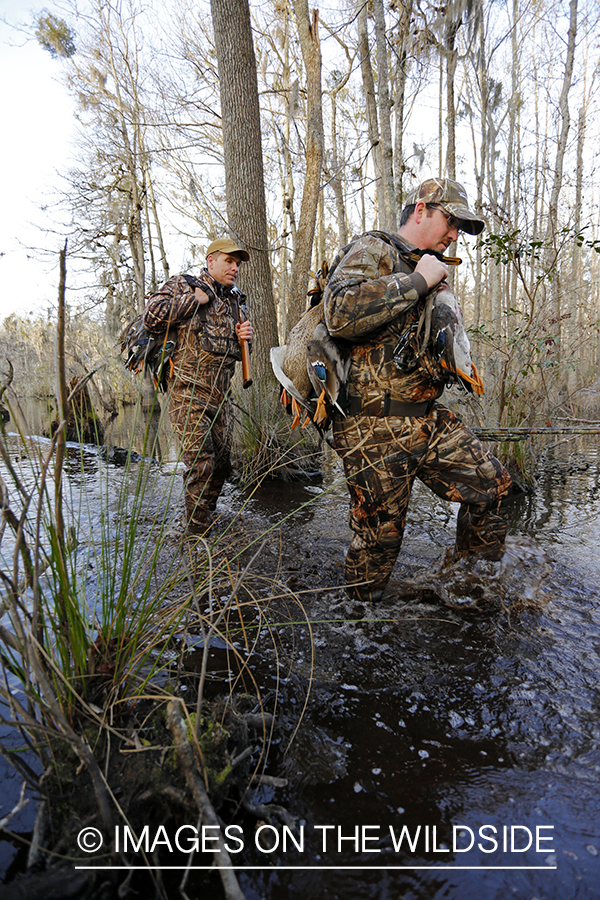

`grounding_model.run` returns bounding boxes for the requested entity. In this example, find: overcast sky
[0,0,76,323]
